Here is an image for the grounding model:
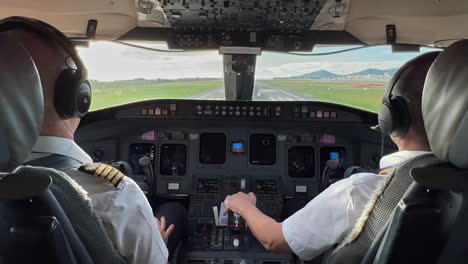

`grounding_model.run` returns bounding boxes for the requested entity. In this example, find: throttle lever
[139,156,155,198]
